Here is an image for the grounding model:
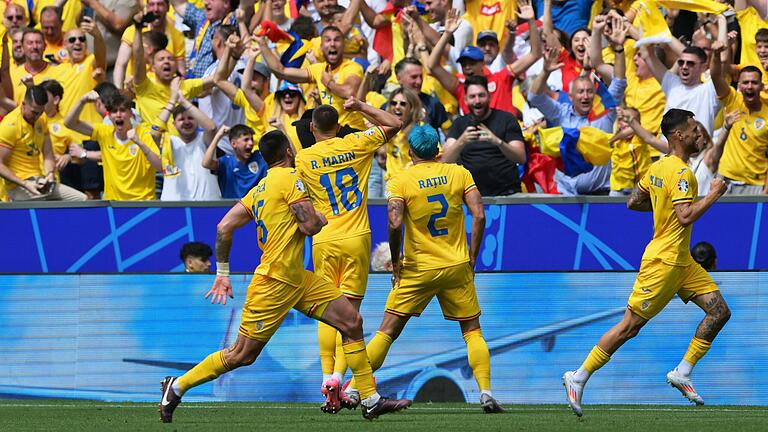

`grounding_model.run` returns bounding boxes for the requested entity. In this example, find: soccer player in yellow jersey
[711,41,768,195]
[294,99,400,412]
[157,130,411,423]
[563,109,730,417]
[65,92,162,200]
[293,99,400,411]
[259,26,367,130]
[343,124,504,413]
